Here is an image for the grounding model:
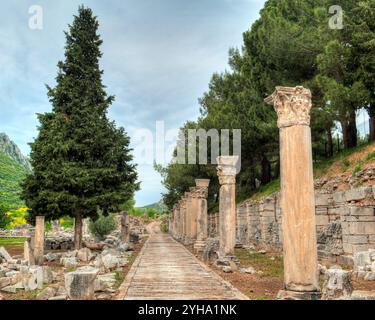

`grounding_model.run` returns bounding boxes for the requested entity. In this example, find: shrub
[59,216,74,230]
[89,213,118,240]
